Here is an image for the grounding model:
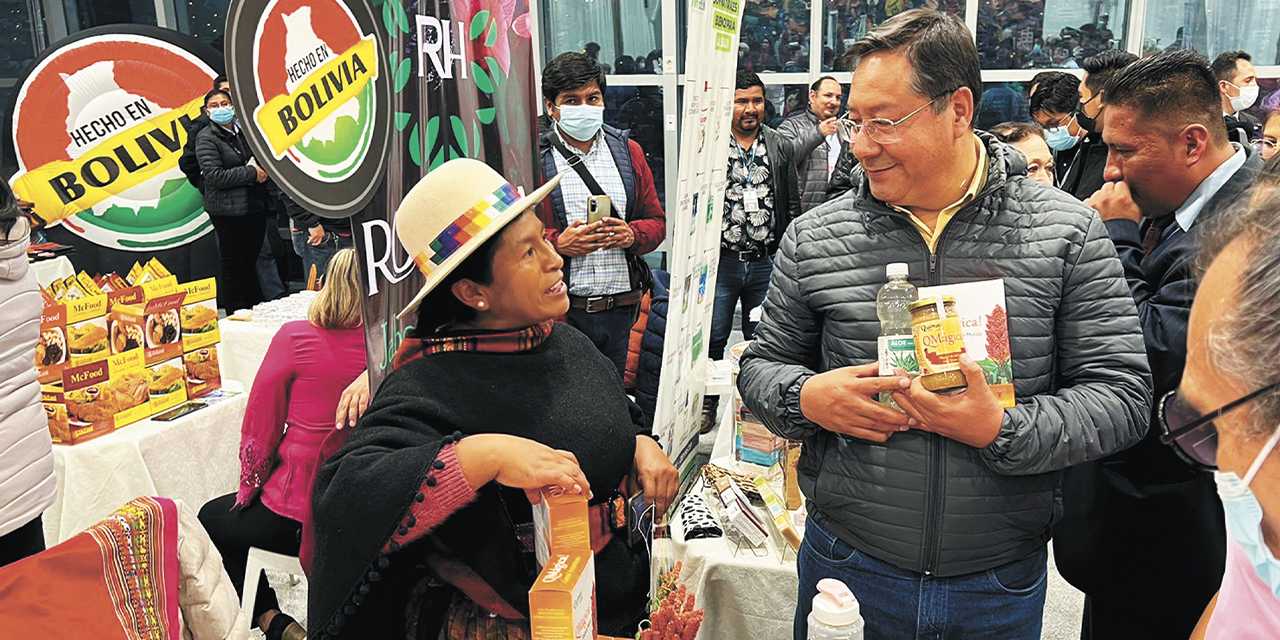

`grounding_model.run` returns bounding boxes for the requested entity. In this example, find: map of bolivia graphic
[252,0,378,178]
[9,35,216,250]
